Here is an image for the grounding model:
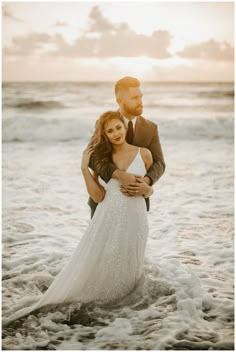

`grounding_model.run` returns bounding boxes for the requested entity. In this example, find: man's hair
[115,76,140,97]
